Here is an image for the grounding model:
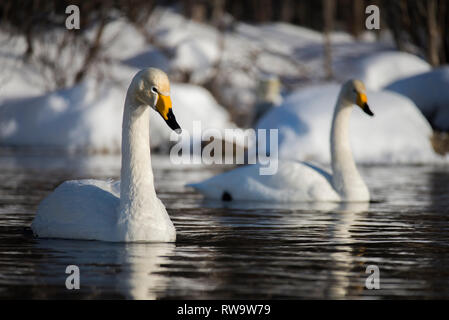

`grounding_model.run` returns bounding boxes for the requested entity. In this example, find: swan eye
[151,86,158,94]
